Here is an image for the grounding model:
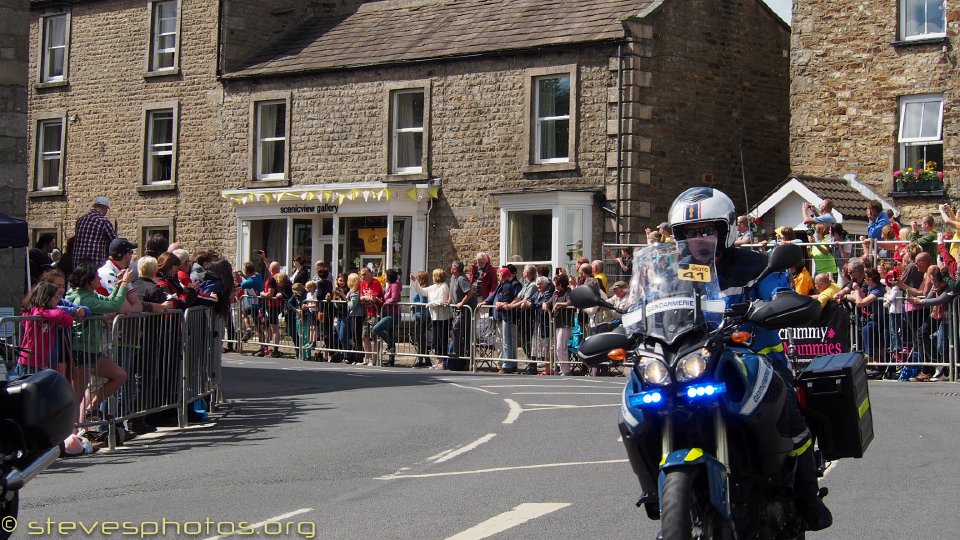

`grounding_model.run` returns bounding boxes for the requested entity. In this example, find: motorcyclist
[666,187,833,531]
